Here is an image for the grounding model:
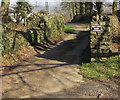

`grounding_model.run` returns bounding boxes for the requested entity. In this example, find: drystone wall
[91,15,119,61]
